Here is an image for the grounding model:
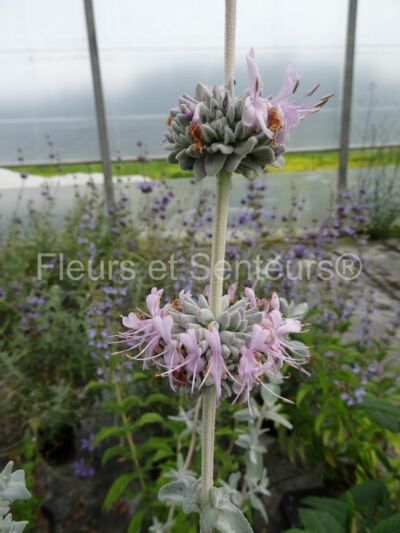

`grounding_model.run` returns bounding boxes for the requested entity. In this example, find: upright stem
[200,1,236,515]
[224,0,236,94]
